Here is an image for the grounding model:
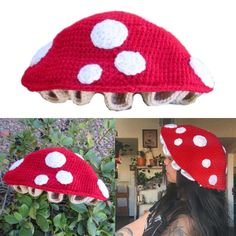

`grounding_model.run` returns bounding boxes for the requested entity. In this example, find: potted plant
[136,150,146,166]
[154,171,164,187]
[145,148,156,166]
[129,157,136,171]
[152,155,159,166]
[115,140,124,158]
[149,158,155,166]
[157,154,166,166]
[137,171,149,186]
